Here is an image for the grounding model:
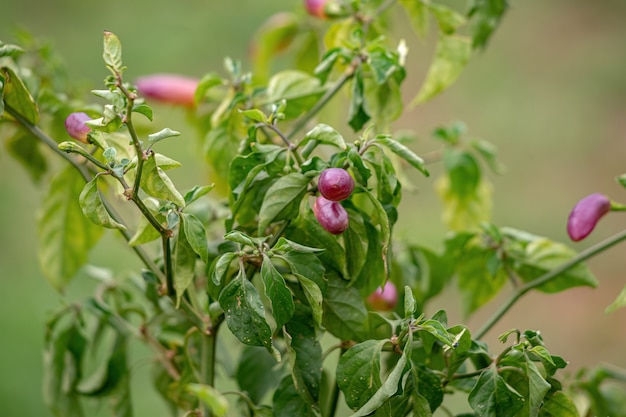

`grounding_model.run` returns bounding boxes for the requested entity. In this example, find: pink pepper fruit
[135,74,199,107]
[318,168,355,202]
[567,193,611,241]
[64,112,92,143]
[367,281,398,311]
[304,0,328,18]
[313,196,349,235]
